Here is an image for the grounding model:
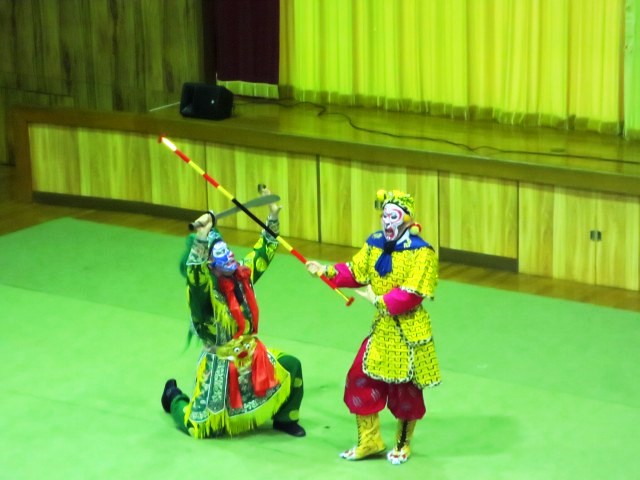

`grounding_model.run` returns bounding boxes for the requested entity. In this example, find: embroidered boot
[340,413,386,460]
[387,419,417,465]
